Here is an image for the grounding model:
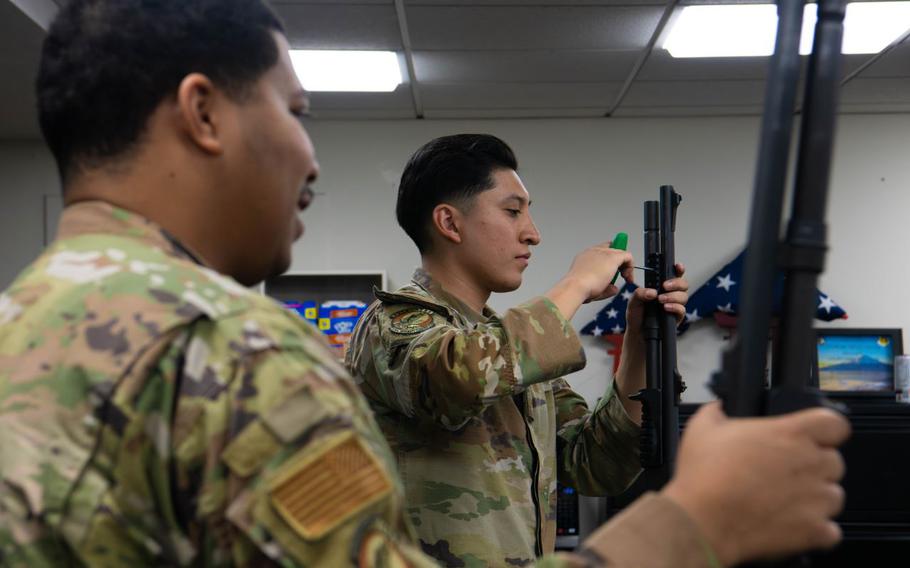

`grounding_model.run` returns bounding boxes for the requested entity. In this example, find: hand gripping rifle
[709,0,847,563]
[631,186,685,484]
